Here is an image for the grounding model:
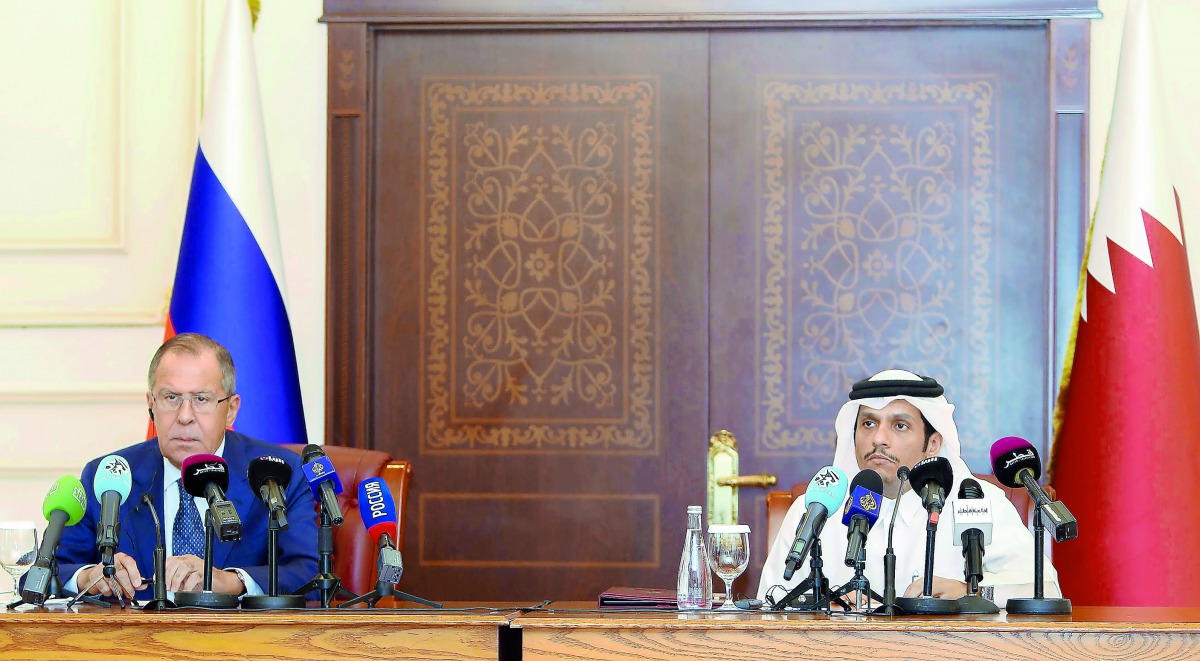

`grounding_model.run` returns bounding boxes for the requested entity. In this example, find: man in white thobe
[758,370,1060,607]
